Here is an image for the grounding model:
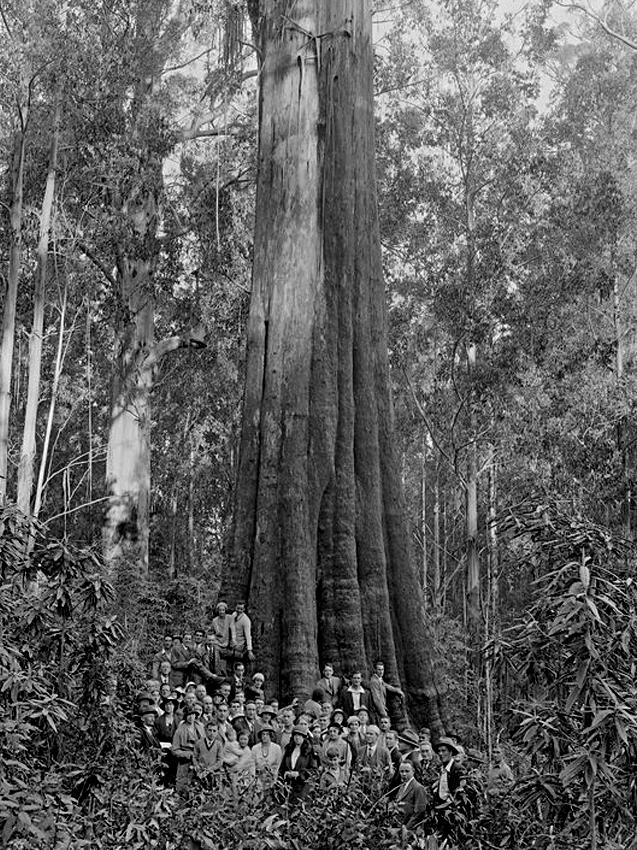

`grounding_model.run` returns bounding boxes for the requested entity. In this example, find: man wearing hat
[432,737,467,840]
[138,706,162,751]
